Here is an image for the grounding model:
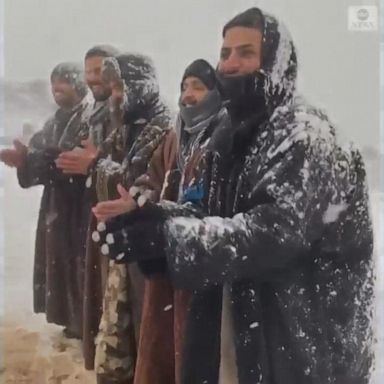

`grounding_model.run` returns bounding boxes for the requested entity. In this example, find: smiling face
[180,76,209,107]
[217,26,263,76]
[84,55,112,101]
[51,78,80,109]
